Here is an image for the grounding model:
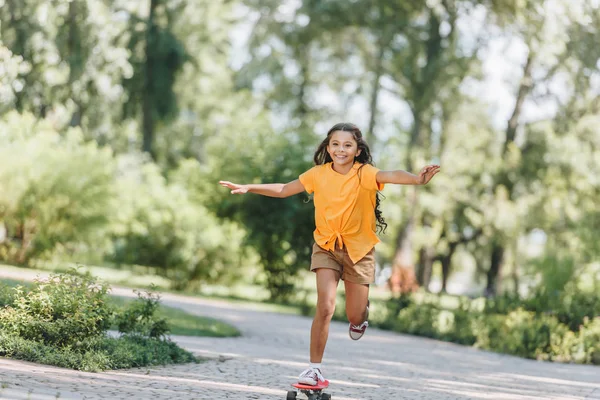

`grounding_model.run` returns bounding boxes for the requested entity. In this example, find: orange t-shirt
[299,162,385,263]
